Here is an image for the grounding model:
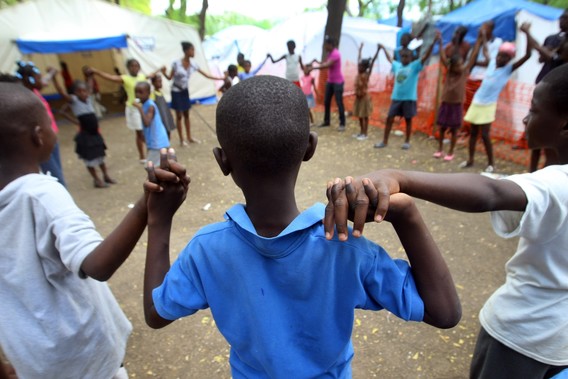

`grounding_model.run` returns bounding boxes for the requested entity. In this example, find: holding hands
[144,148,190,224]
